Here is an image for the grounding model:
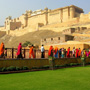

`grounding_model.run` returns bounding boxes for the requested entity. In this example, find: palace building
[5,5,84,31]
